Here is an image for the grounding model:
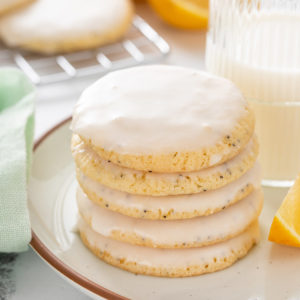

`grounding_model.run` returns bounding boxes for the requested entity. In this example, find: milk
[206,9,300,185]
